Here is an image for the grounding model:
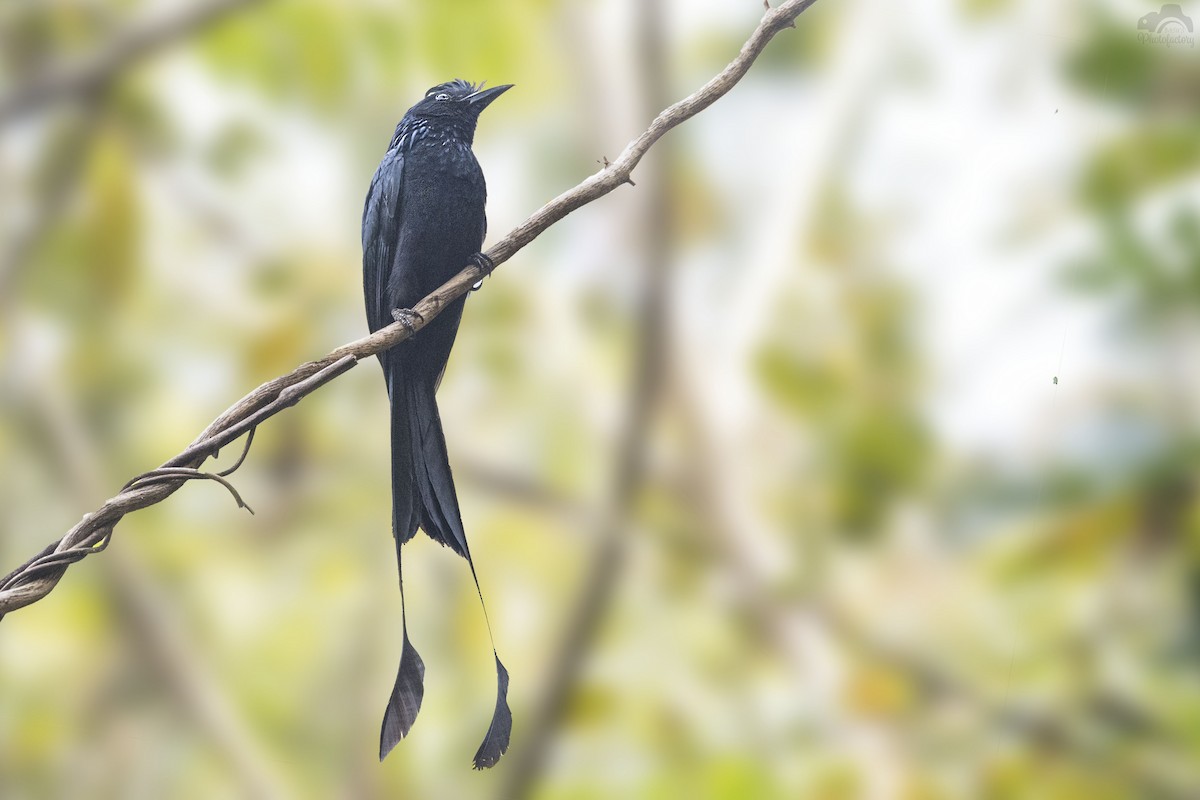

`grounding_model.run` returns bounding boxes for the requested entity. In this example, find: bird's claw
[469,252,495,292]
[471,252,495,275]
[392,307,424,335]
